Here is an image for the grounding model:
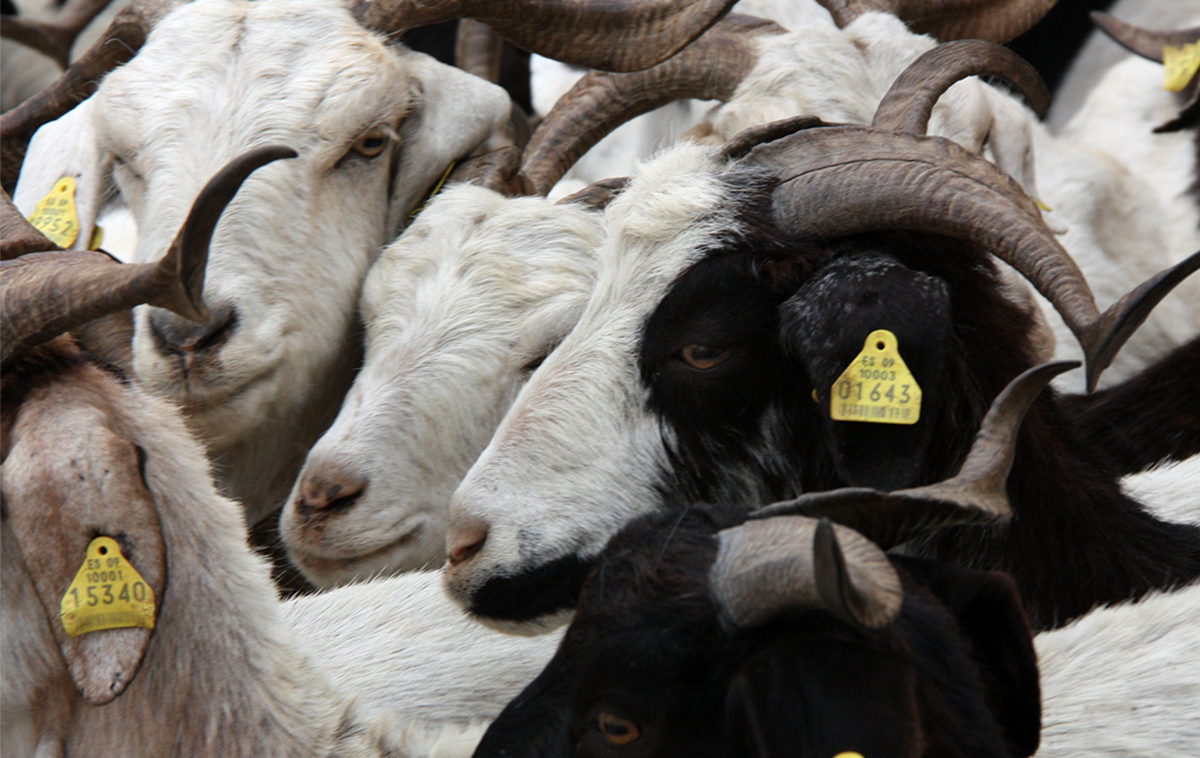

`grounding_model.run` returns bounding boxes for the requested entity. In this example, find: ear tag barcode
[1164,42,1200,92]
[829,329,922,426]
[60,536,156,638]
[27,176,82,248]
